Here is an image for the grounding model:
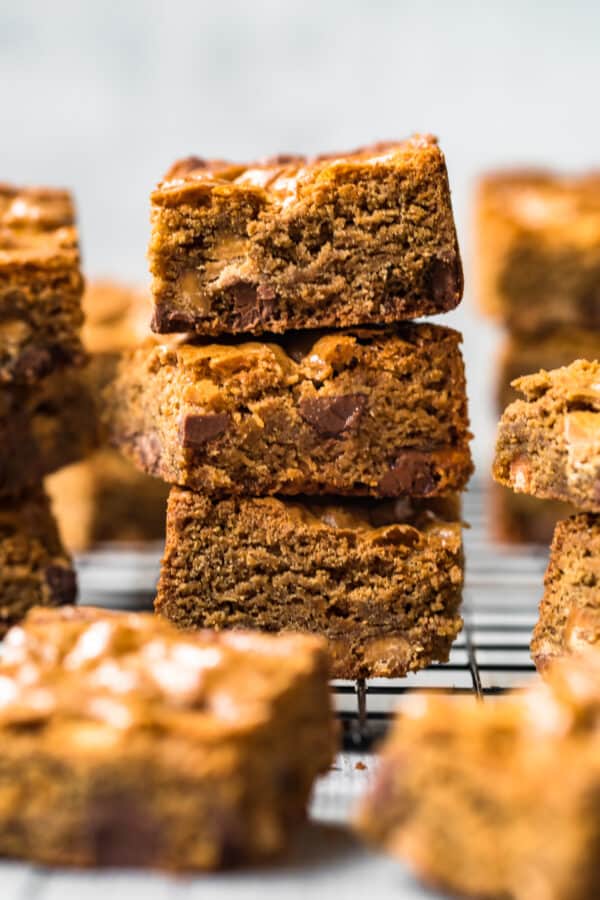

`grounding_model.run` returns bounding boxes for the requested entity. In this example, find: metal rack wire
[334,482,548,747]
[75,480,549,750]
